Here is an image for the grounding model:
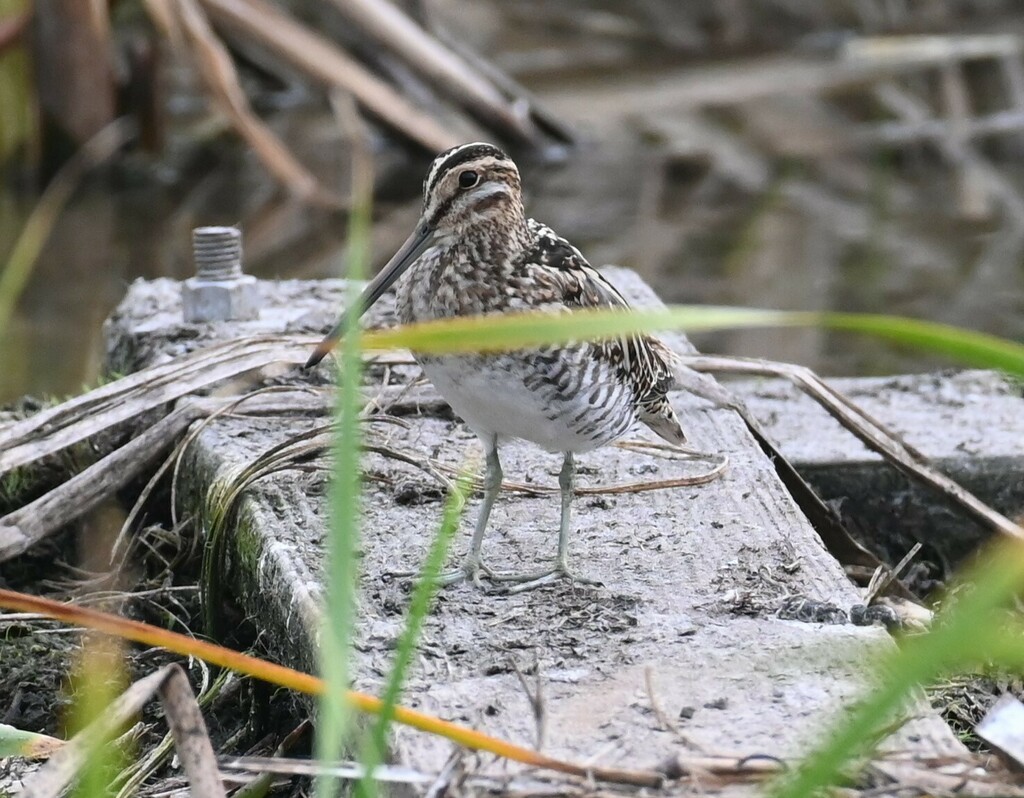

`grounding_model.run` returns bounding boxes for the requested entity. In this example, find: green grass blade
[359,306,1024,378]
[356,470,472,798]
[818,311,1024,376]
[314,154,373,798]
[313,280,363,798]
[771,539,1024,797]
[362,306,774,355]
[69,639,131,798]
